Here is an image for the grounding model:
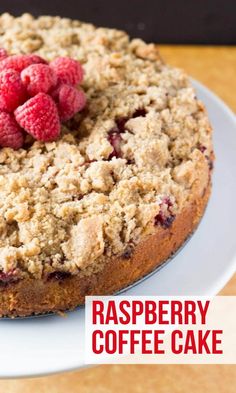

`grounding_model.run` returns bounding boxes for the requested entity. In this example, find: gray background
[0,0,235,44]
